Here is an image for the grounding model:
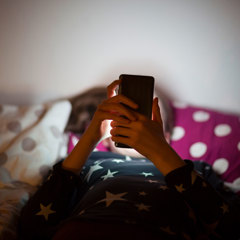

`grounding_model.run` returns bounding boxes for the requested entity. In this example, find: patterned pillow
[65,87,107,134]
[0,100,71,186]
[170,102,240,194]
